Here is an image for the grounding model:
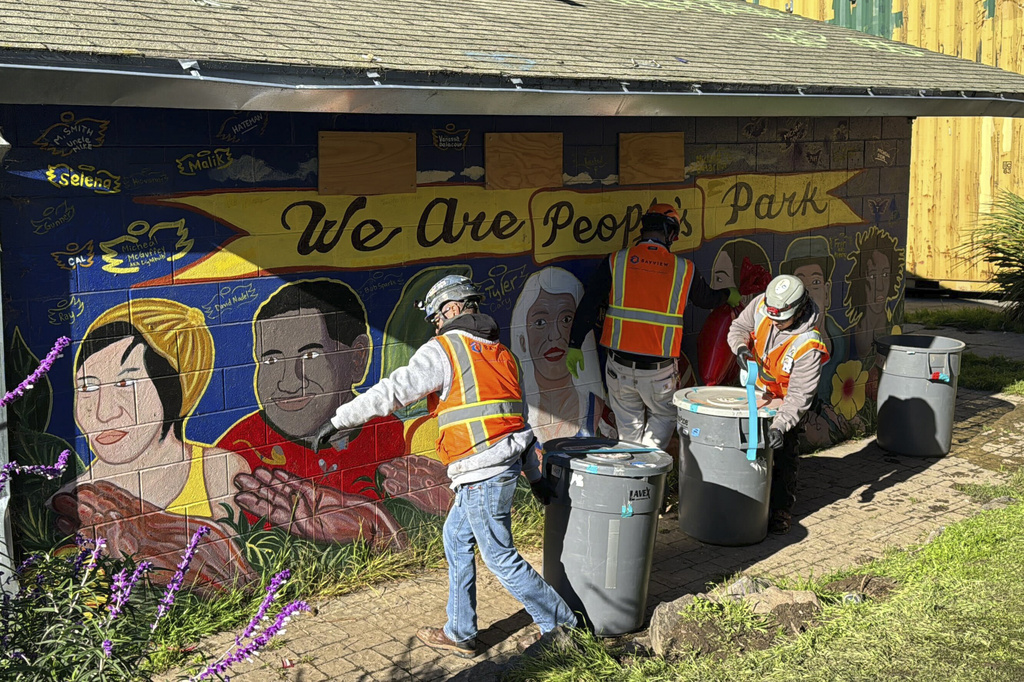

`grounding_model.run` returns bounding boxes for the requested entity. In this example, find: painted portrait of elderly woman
[51,299,252,589]
[511,267,608,444]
